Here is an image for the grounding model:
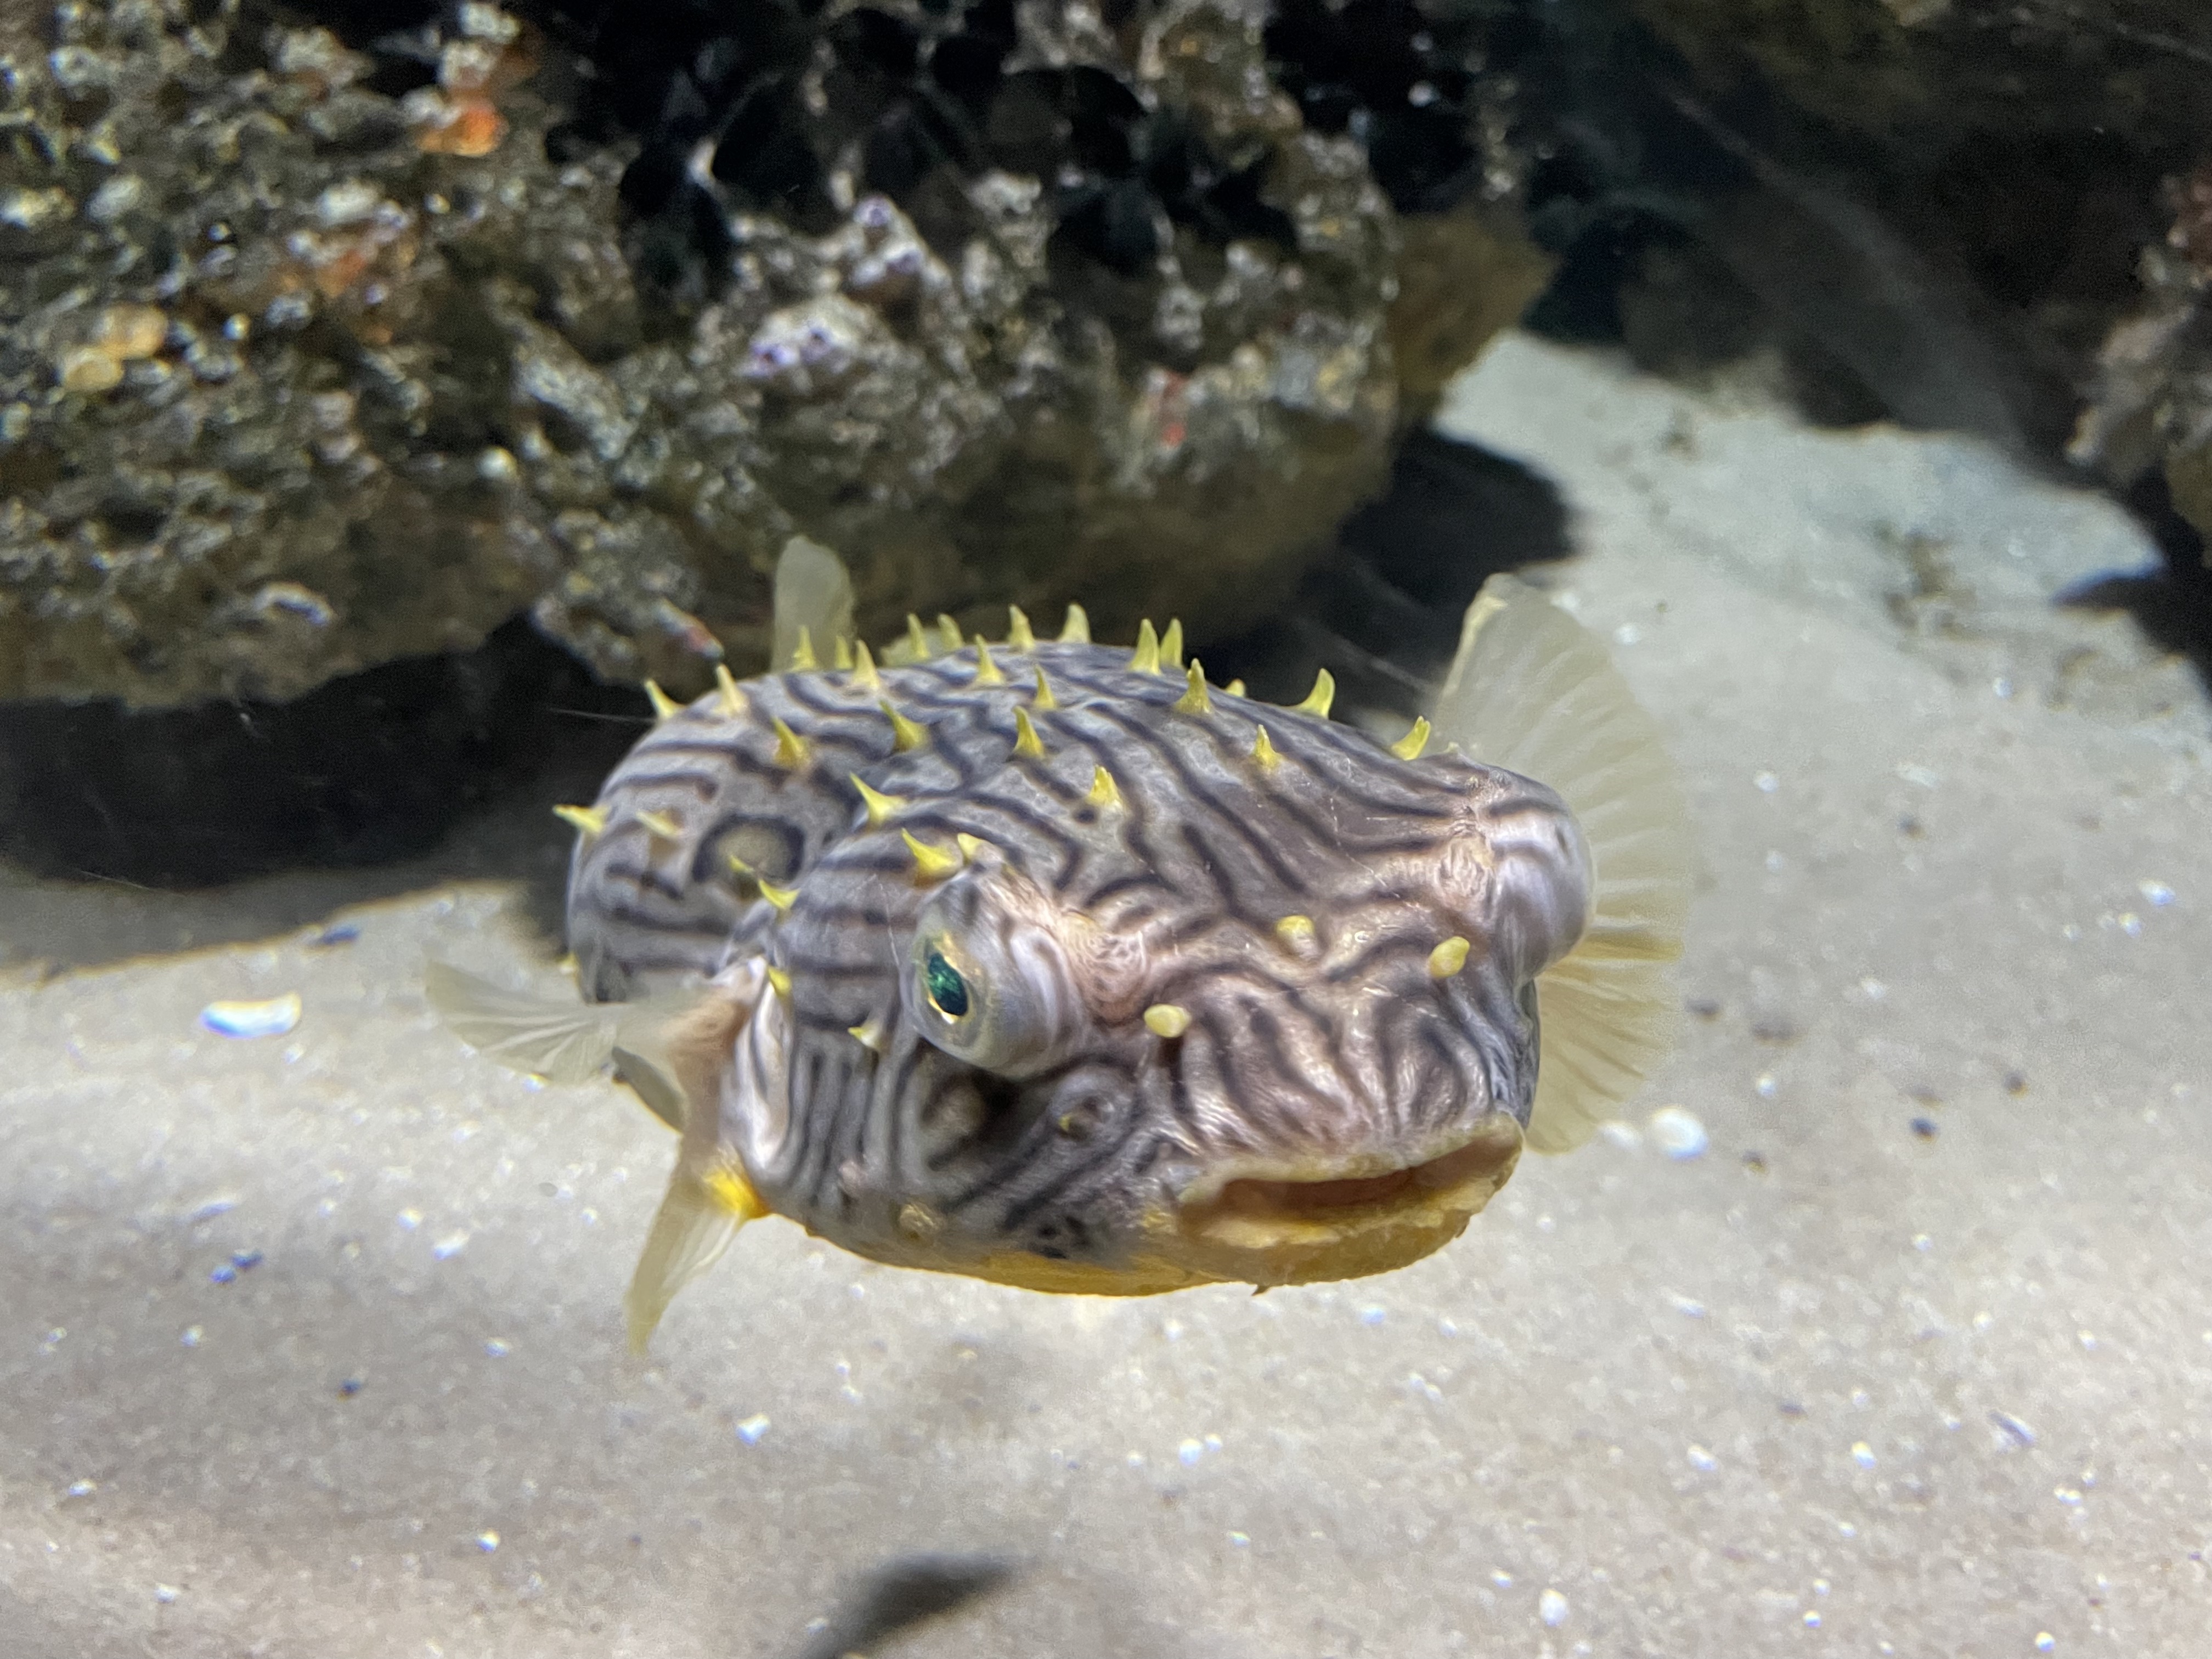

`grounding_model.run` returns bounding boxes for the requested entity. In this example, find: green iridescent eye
[923,949,970,1019]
